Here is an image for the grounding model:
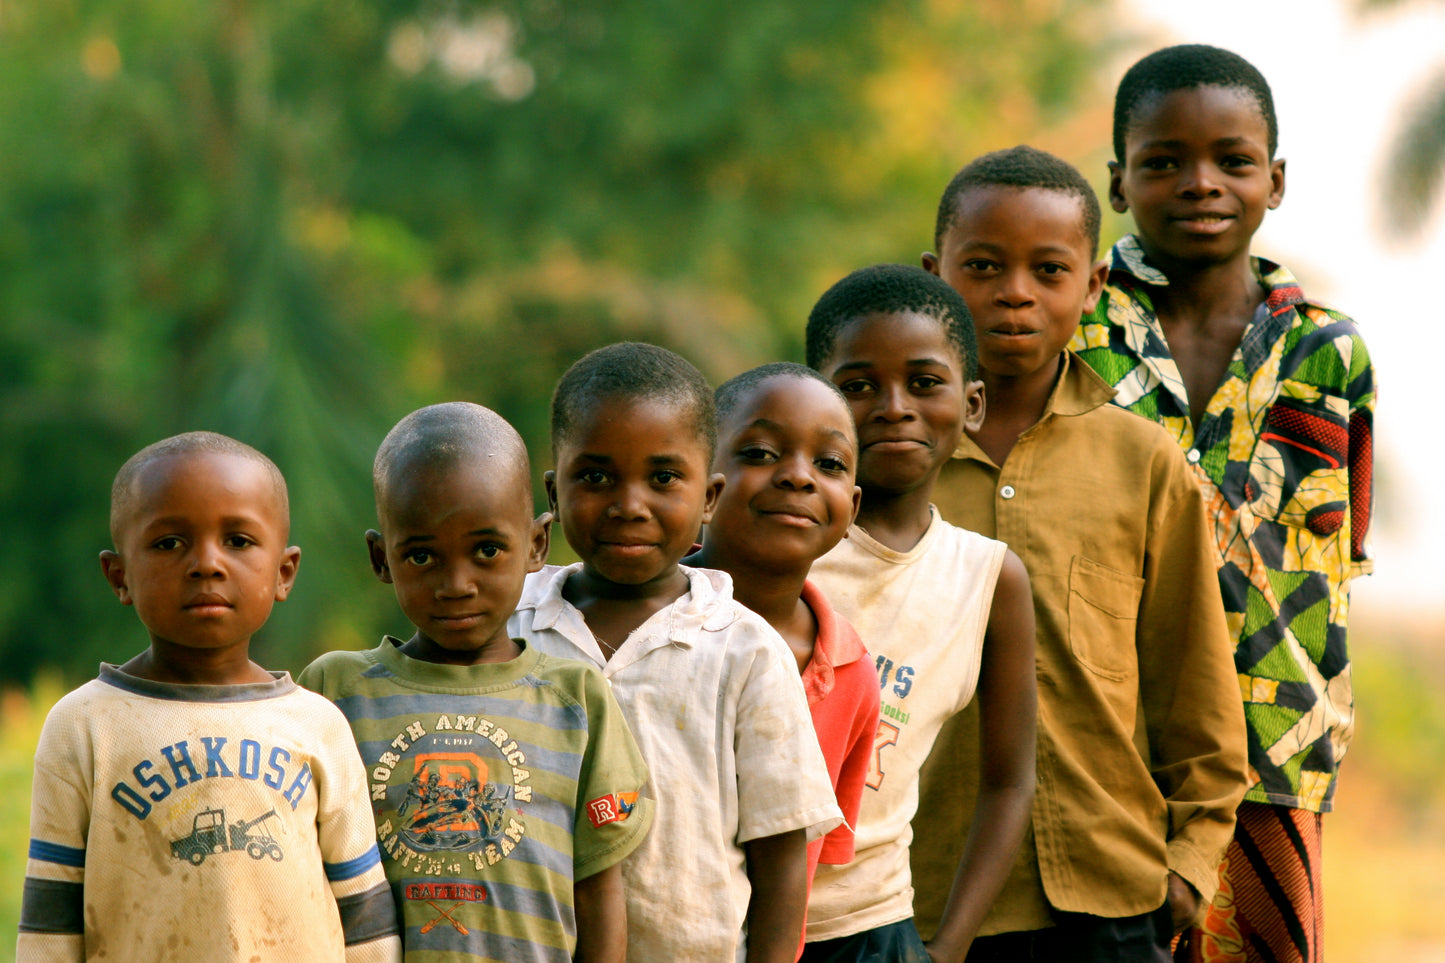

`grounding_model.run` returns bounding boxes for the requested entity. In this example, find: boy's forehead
[1127,84,1269,145]
[944,185,1091,253]
[118,451,285,533]
[831,310,958,362]
[723,375,854,439]
[559,394,712,458]
[378,450,532,523]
